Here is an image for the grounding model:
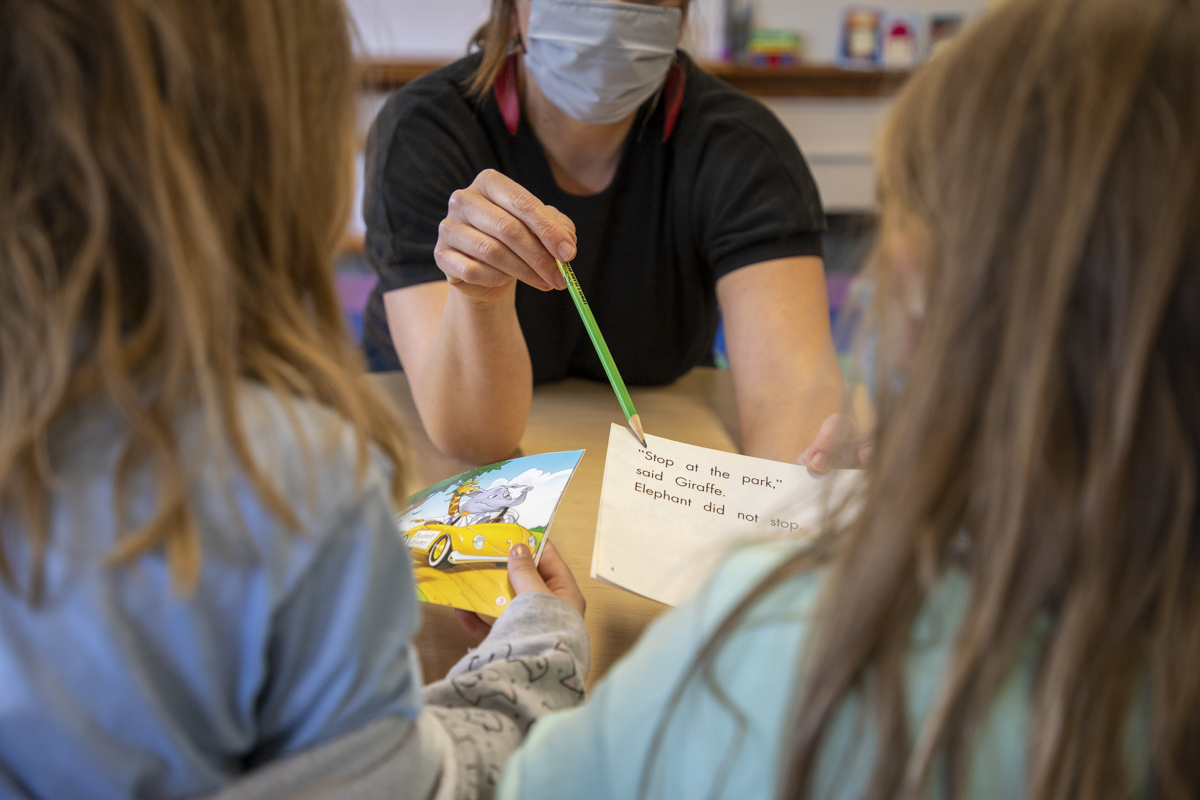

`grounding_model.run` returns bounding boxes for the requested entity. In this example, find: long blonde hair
[680,0,1200,797]
[0,0,407,598]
